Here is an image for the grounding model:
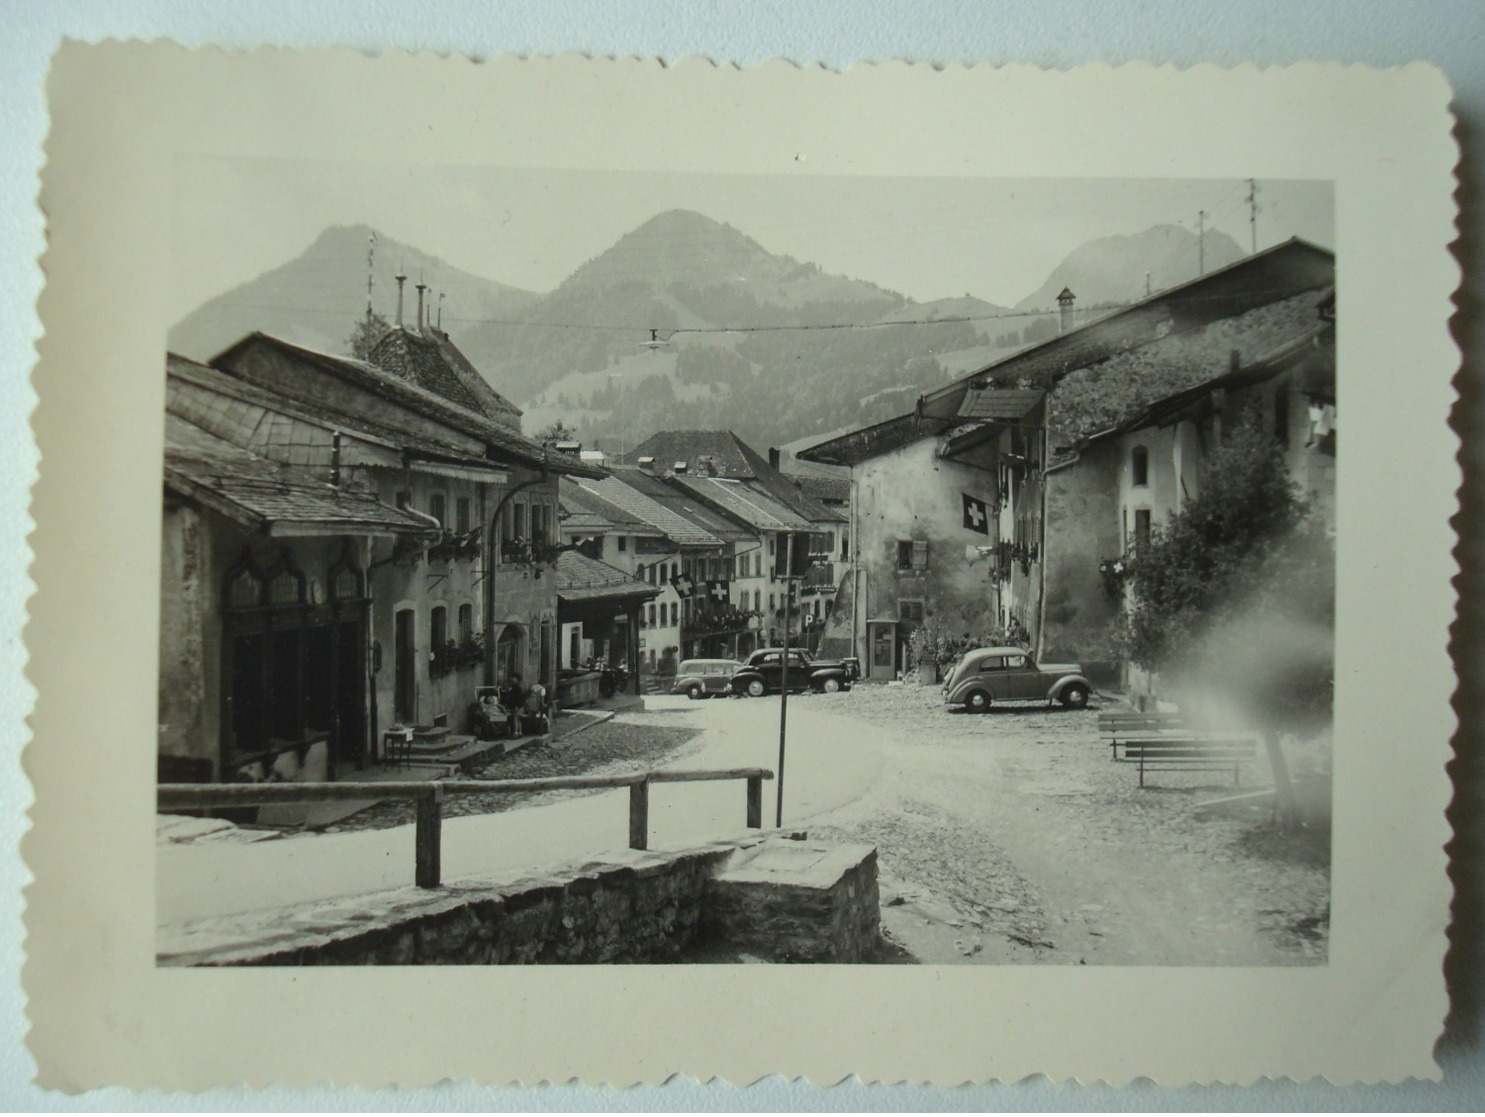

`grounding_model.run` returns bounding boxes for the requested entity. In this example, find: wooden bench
[1099,710,1185,759]
[1120,735,1257,789]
